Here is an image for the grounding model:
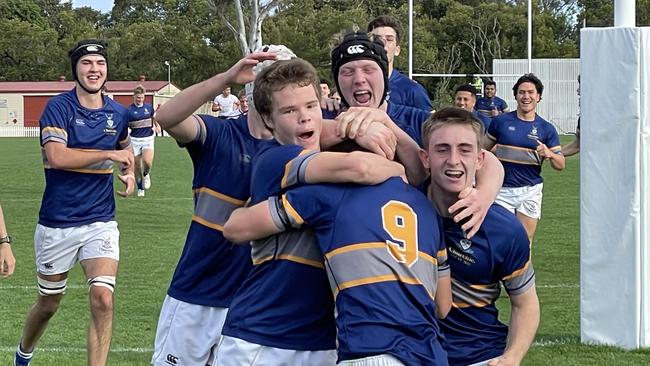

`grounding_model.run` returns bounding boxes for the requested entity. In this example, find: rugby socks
[14,344,33,366]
